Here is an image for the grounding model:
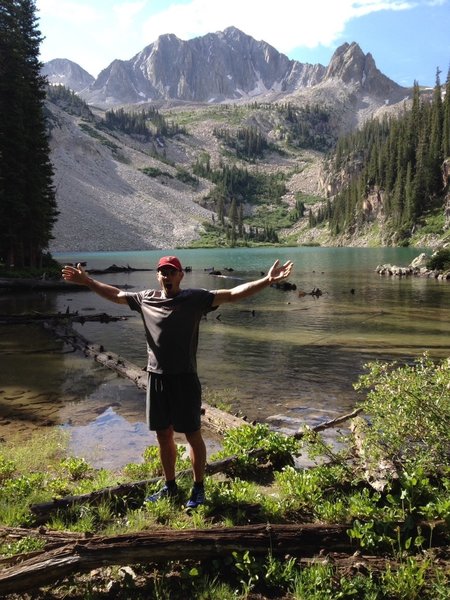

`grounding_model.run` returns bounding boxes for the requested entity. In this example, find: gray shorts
[146,373,202,433]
